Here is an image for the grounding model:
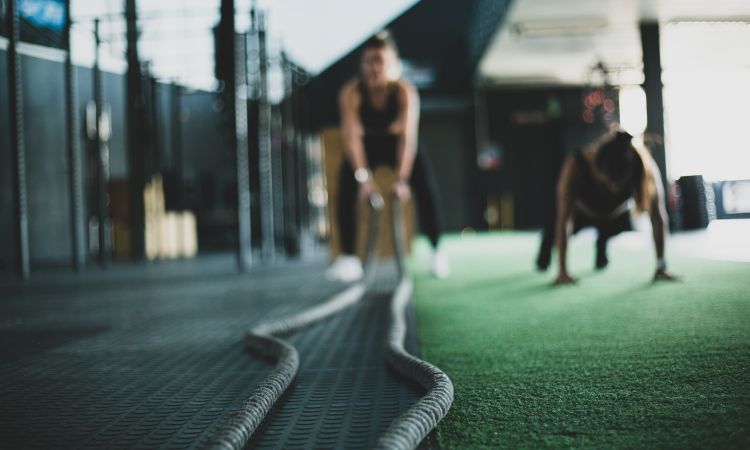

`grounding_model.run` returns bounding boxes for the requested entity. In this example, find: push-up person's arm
[646,157,678,281]
[554,156,577,285]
